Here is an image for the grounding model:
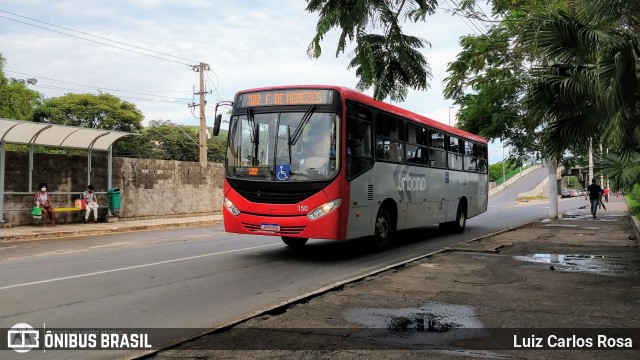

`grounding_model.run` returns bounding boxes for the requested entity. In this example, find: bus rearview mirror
[213,114,222,136]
